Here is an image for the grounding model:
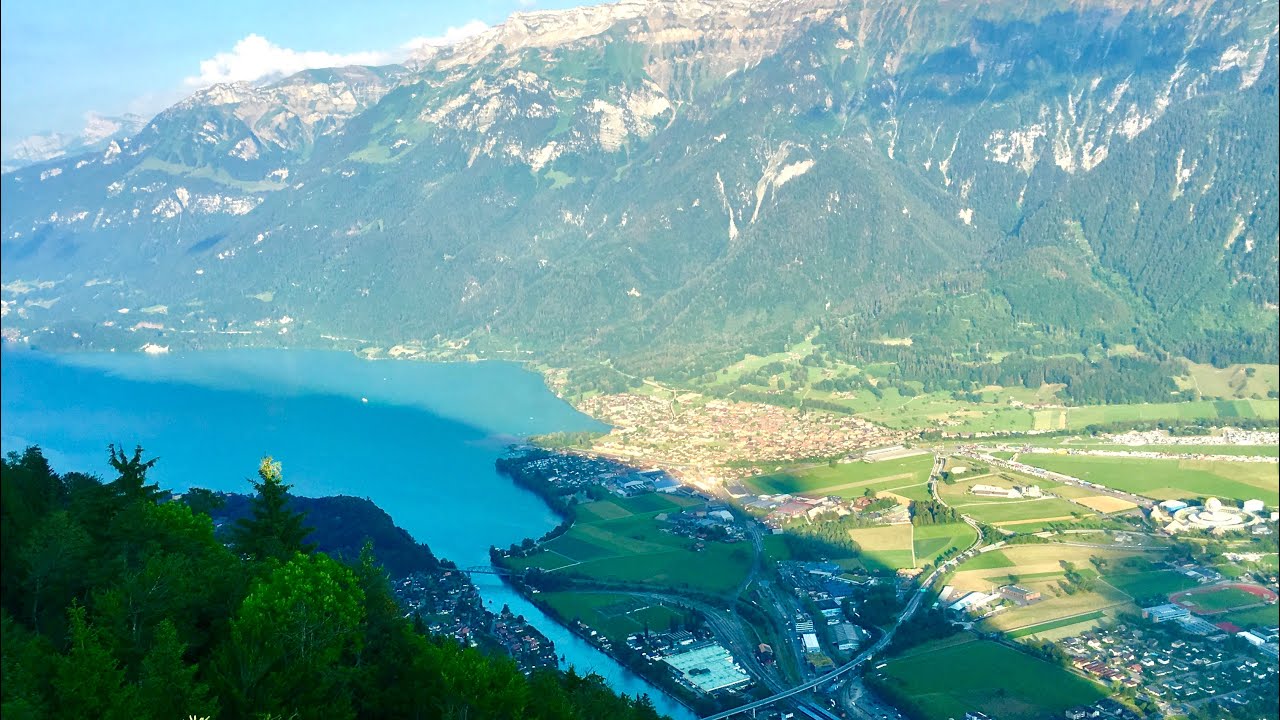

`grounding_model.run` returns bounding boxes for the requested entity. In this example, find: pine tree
[107,444,161,503]
[232,457,314,562]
